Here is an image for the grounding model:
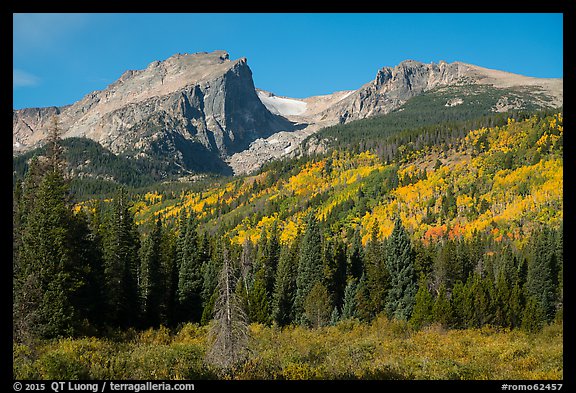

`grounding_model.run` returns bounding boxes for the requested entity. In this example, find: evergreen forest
[13,110,563,380]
